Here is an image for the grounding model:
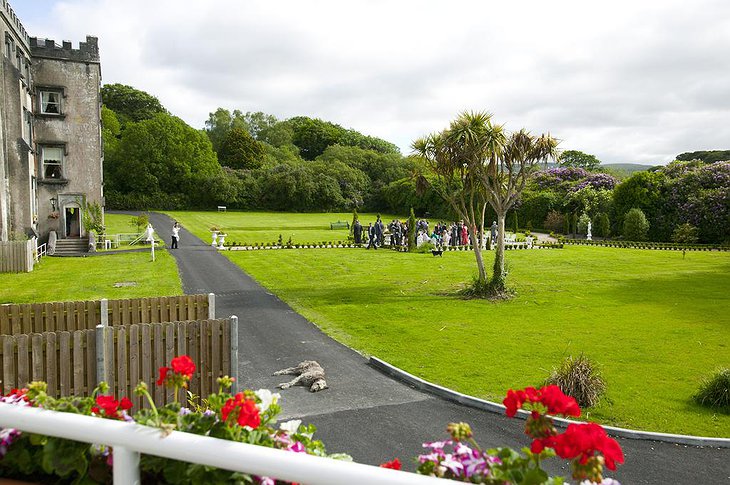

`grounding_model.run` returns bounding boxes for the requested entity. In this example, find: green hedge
[563,239,730,251]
